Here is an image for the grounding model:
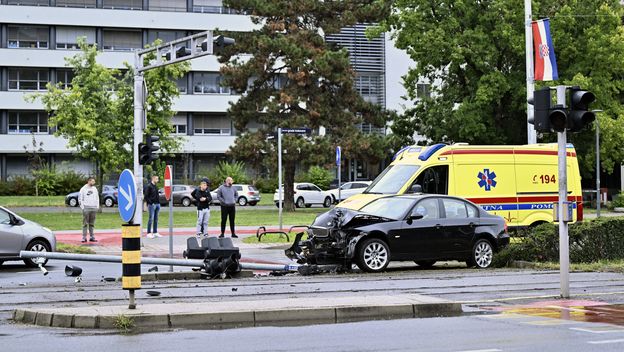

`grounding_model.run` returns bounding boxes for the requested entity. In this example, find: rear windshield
[249,186,257,191]
[359,197,415,220]
[364,165,420,194]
